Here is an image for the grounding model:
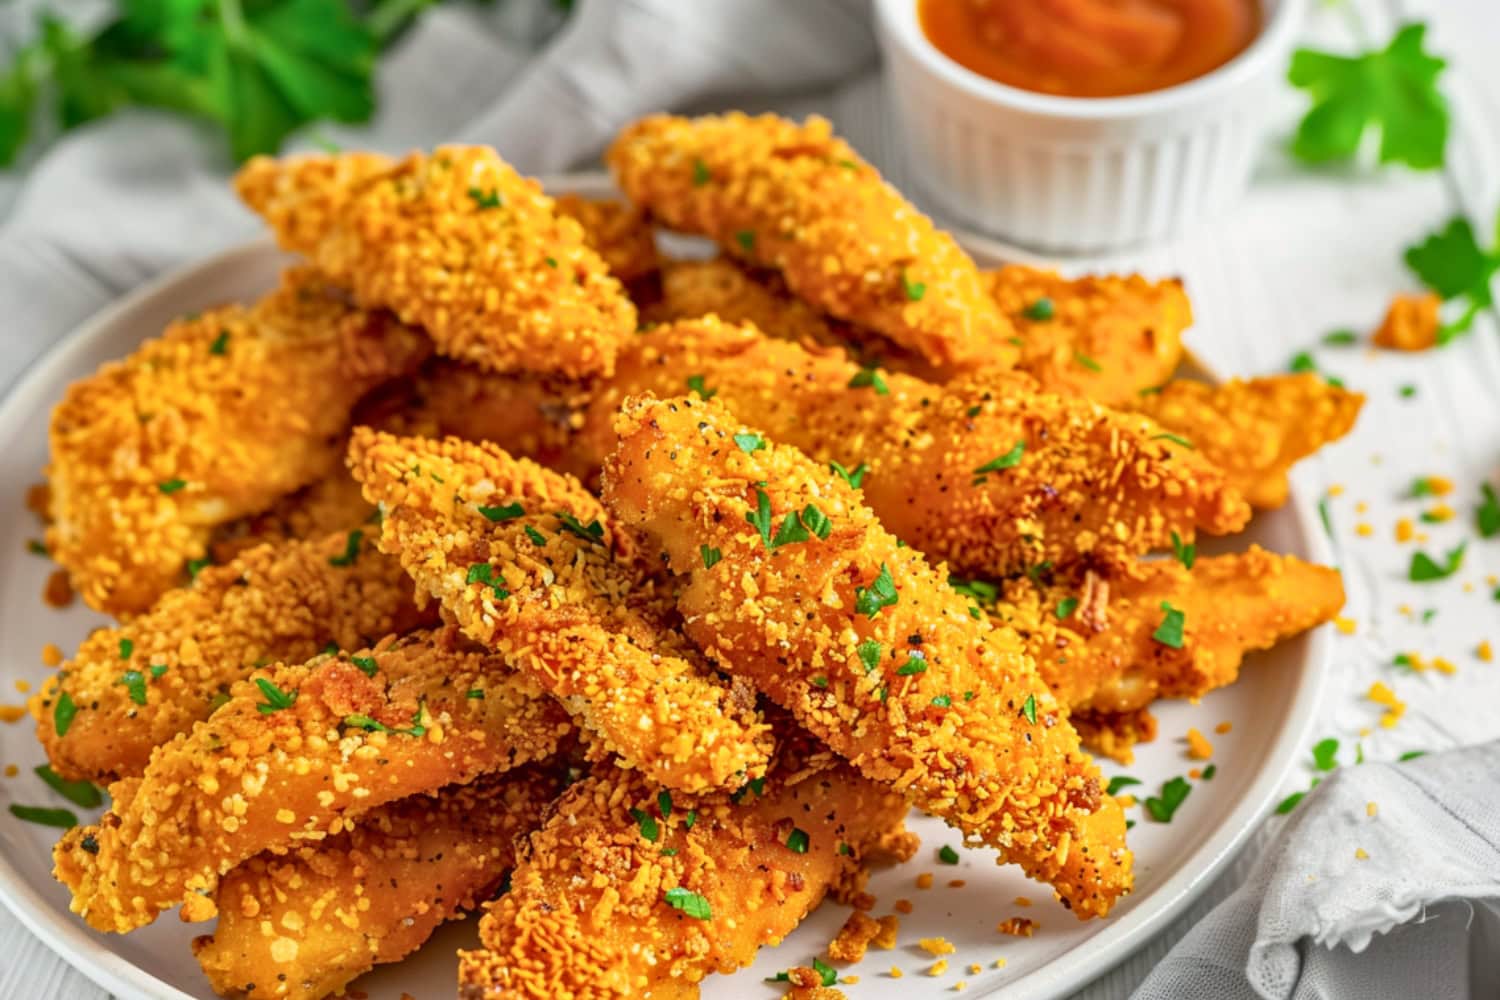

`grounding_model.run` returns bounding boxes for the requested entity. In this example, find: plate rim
[0,198,1332,1000]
